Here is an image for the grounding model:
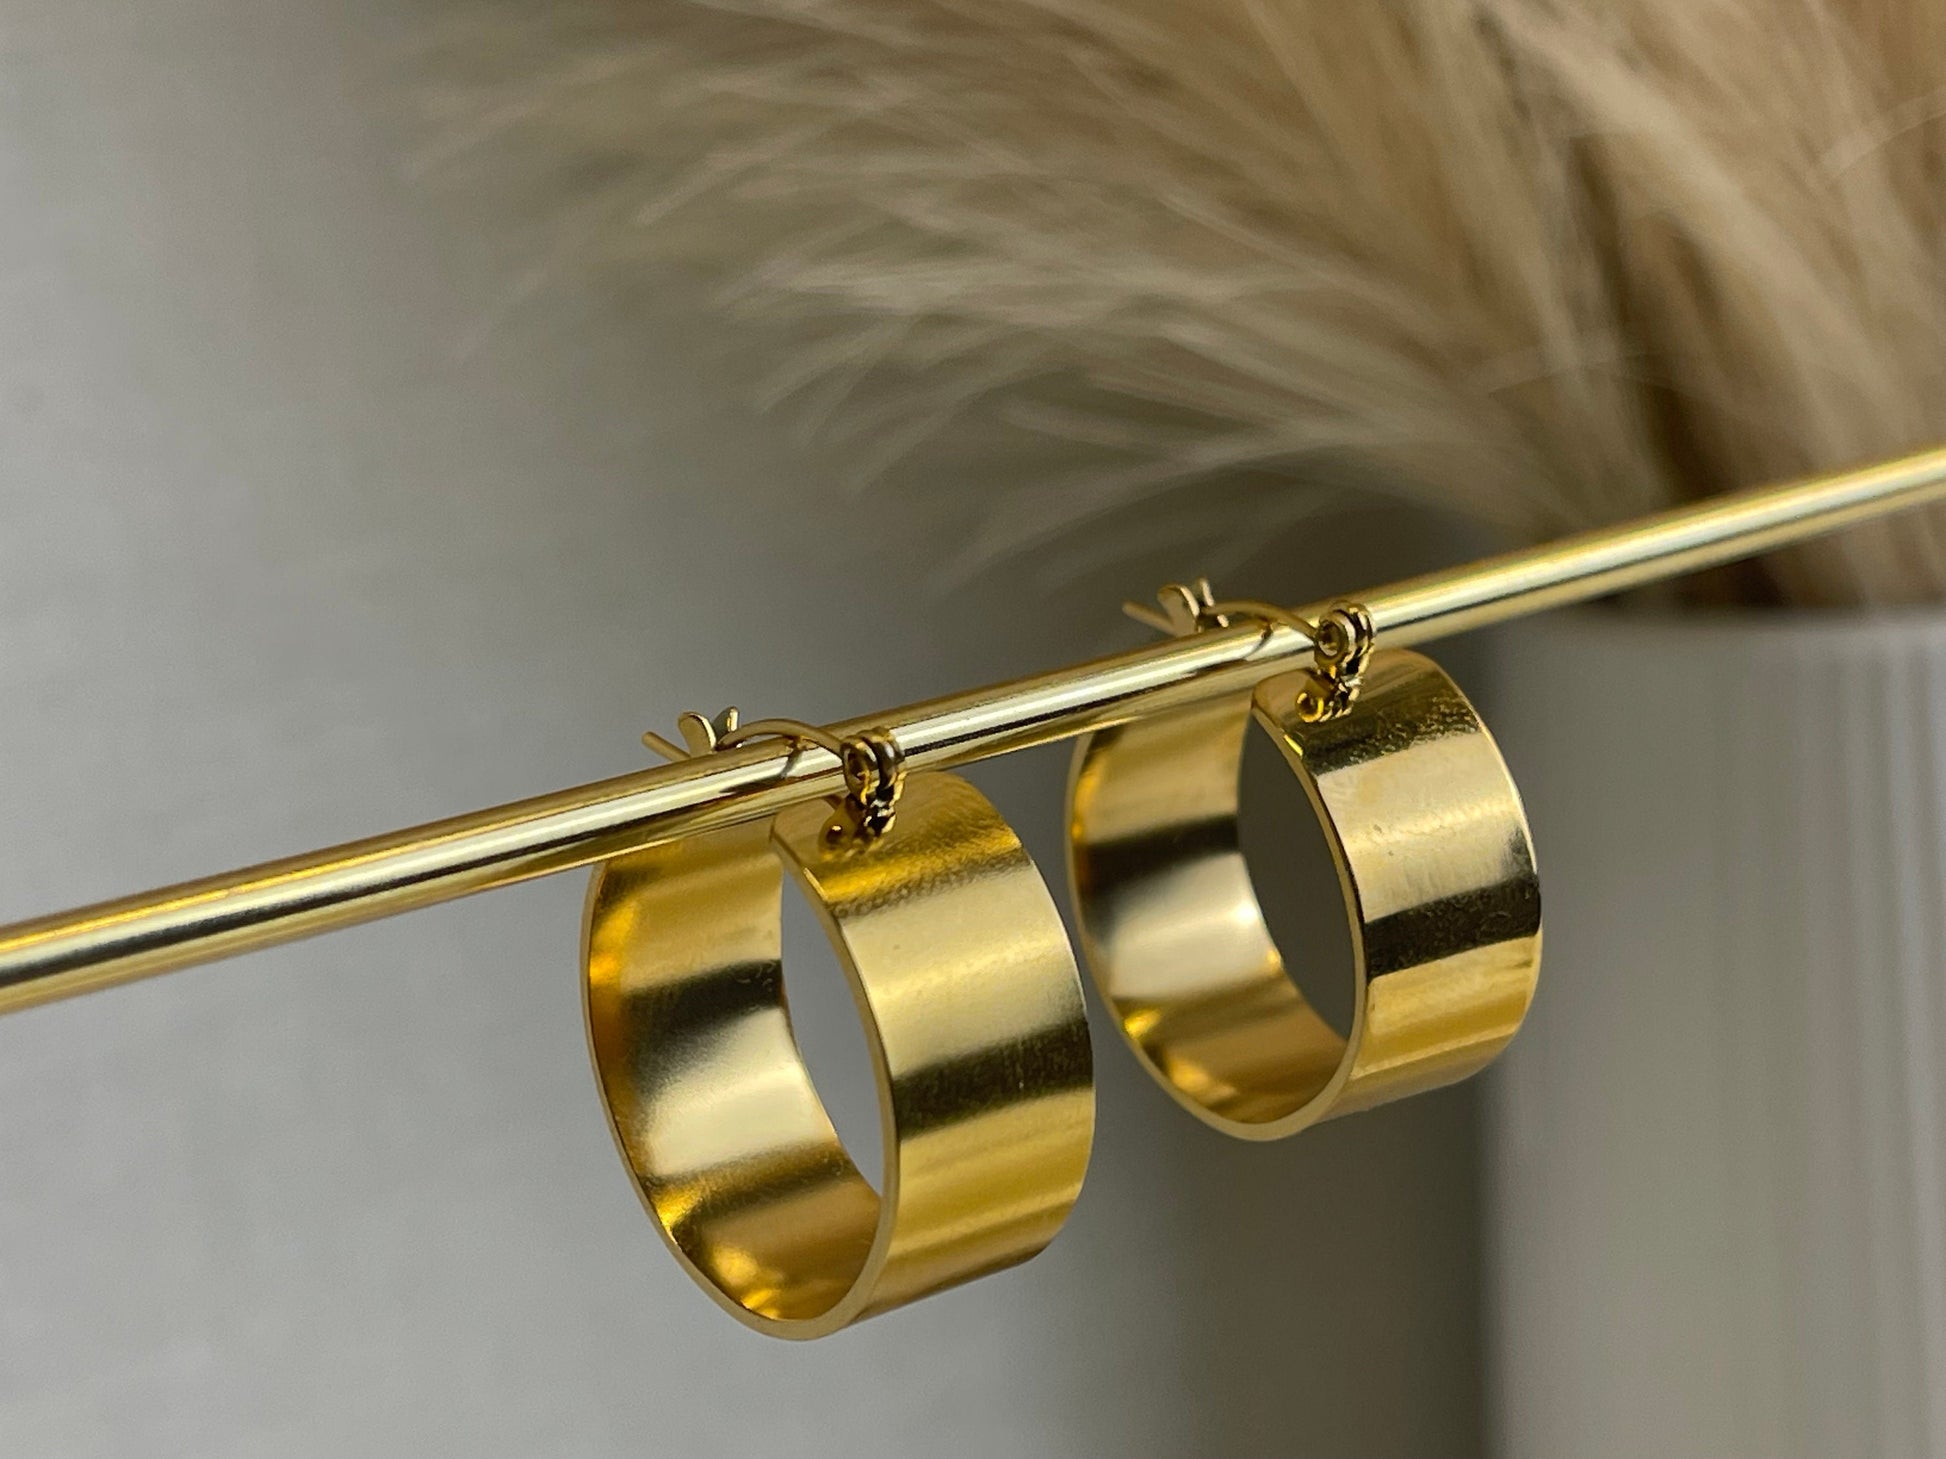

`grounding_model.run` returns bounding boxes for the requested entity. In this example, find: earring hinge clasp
[644,707,907,844]
[1124,579,1376,721]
